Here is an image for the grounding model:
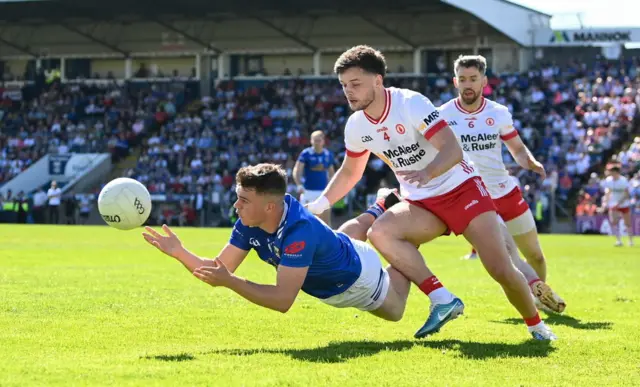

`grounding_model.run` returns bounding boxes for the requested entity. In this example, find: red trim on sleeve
[424,120,448,140]
[500,130,518,141]
[346,149,369,158]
